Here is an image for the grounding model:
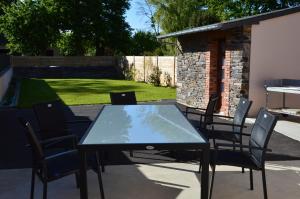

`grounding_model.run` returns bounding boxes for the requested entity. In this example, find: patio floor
[1,160,299,199]
[1,101,300,198]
